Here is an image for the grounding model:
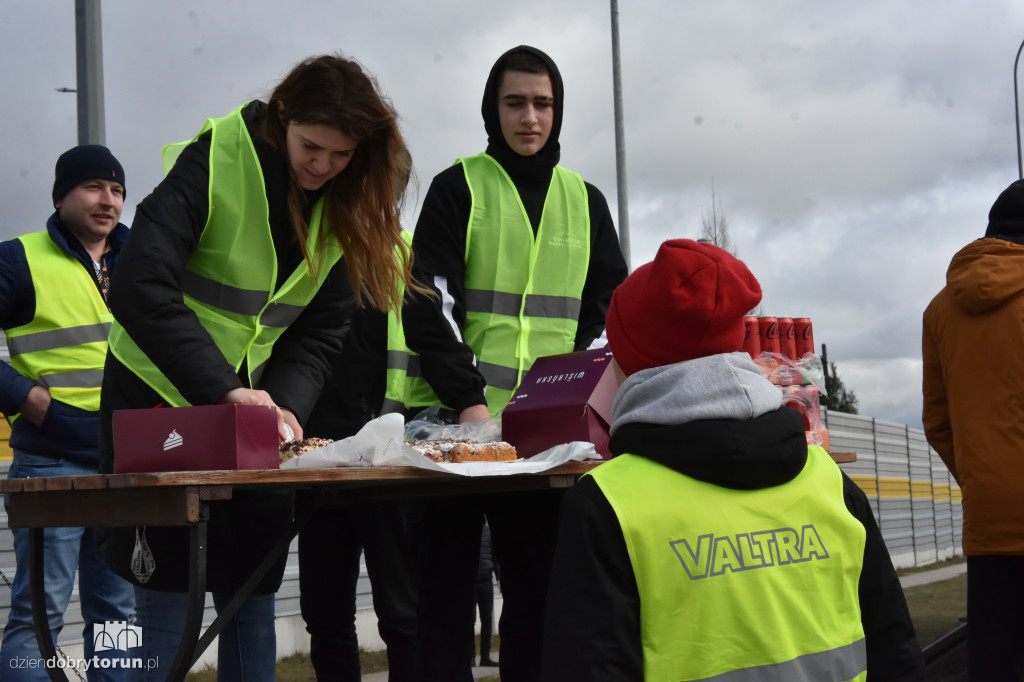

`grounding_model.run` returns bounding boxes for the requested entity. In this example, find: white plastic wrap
[280,412,599,476]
